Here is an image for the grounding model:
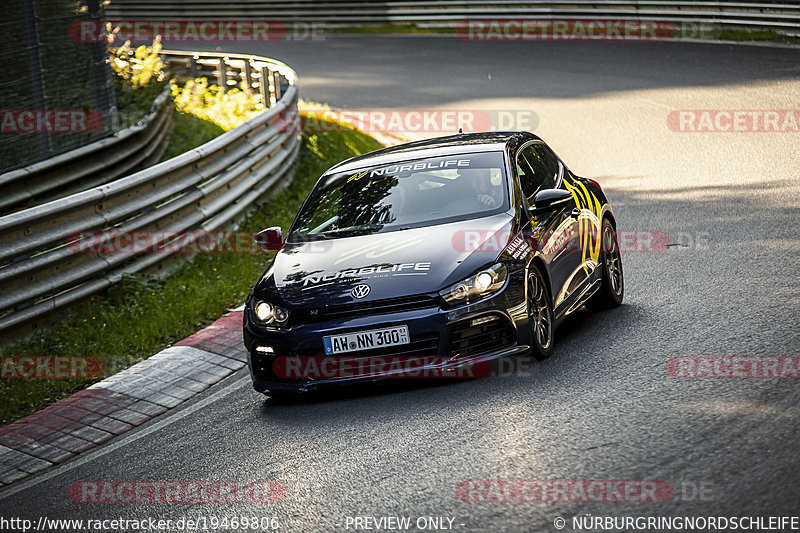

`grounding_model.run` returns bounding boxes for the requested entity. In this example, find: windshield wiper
[319,223,384,237]
[289,232,332,242]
